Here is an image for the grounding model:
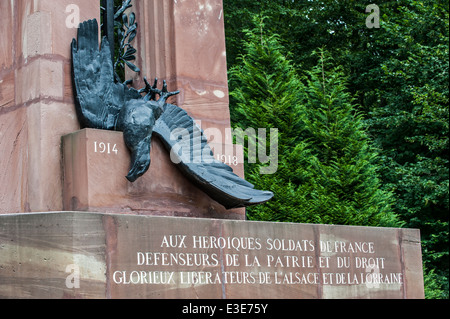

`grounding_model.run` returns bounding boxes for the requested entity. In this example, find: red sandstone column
[131,0,232,145]
[0,0,99,213]
[1,0,242,216]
